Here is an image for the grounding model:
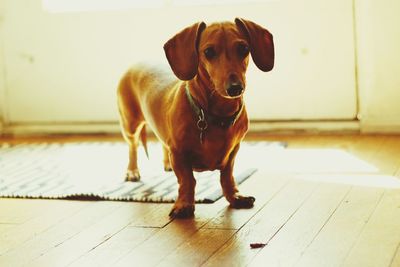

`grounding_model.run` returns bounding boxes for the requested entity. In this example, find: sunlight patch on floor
[296,174,400,189]
[238,146,400,189]
[238,147,379,174]
[57,141,399,189]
